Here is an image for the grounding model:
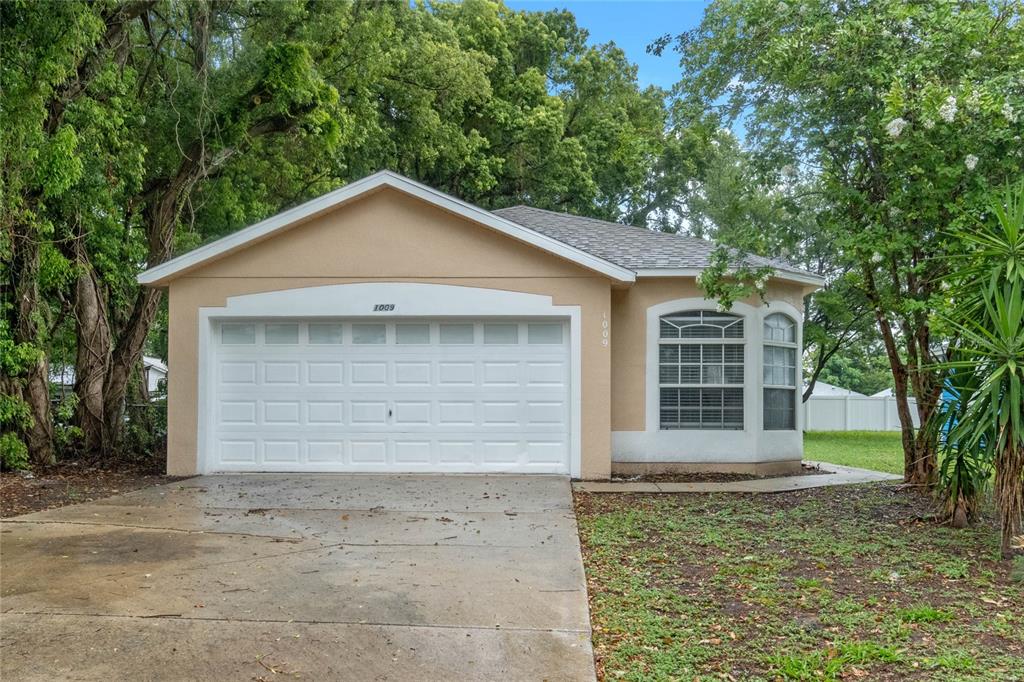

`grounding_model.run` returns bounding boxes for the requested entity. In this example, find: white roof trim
[137,170,635,285]
[634,267,825,288]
